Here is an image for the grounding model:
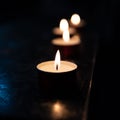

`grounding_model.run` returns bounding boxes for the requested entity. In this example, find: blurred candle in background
[69,13,86,33]
[70,13,81,27]
[51,101,69,119]
[52,18,76,36]
[51,29,81,60]
[36,50,78,98]
[52,29,80,46]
